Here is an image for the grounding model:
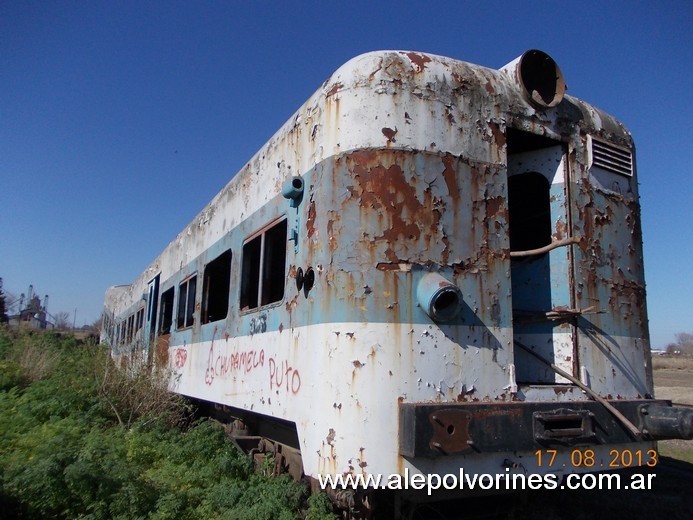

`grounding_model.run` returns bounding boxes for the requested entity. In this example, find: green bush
[0,328,328,519]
